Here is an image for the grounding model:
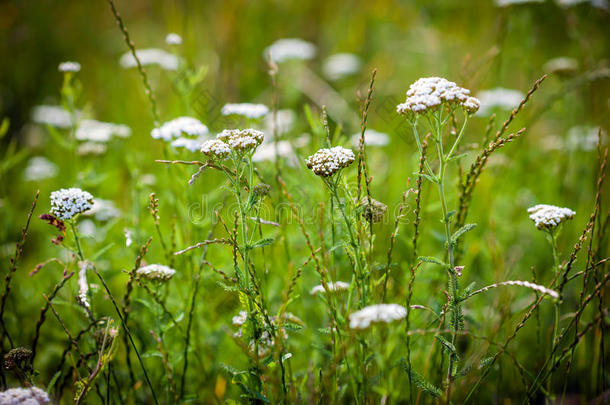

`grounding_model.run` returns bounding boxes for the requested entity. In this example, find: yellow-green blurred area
[0,0,609,402]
